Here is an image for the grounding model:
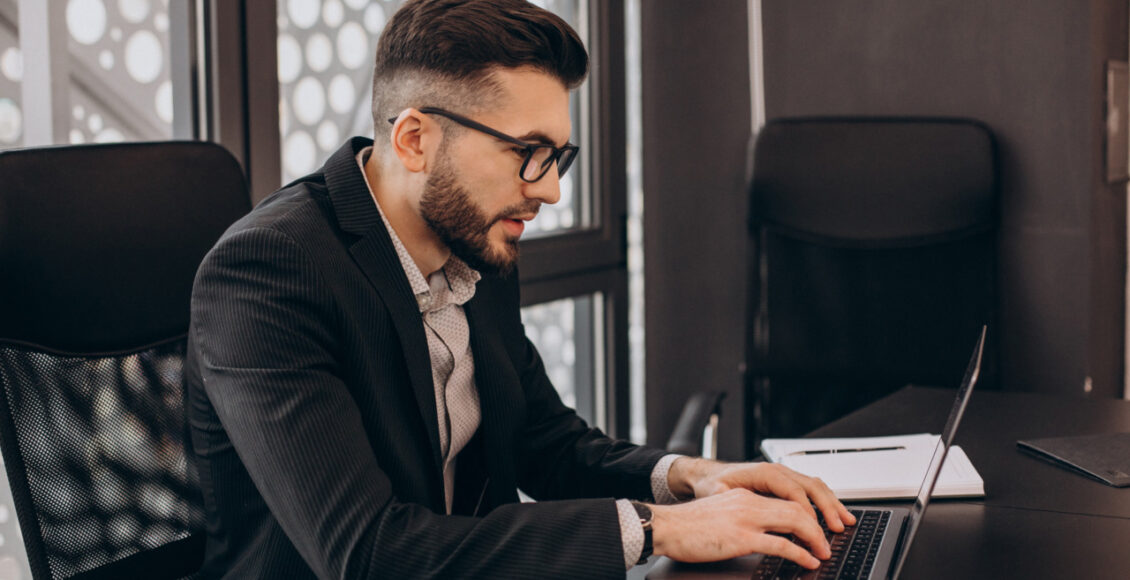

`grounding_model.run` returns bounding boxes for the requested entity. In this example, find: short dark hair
[371,0,588,139]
